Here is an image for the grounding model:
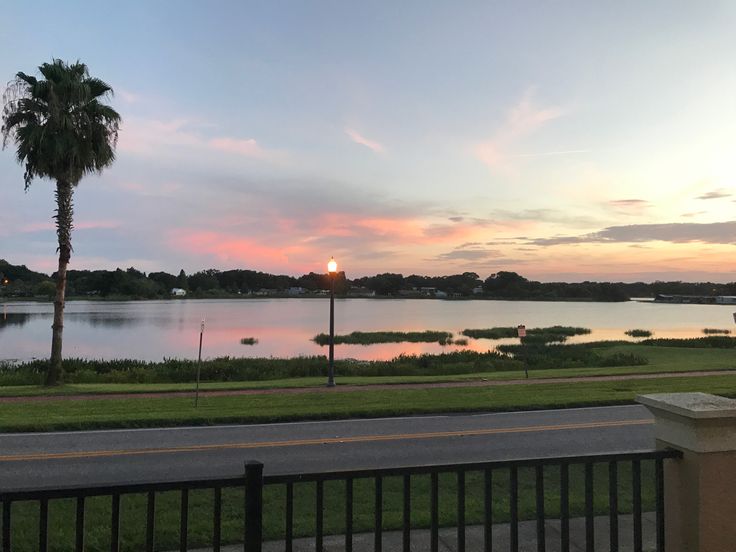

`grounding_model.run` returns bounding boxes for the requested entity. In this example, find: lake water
[1,299,734,362]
